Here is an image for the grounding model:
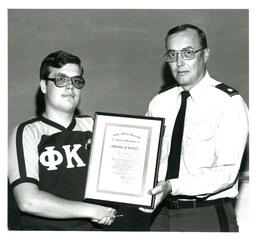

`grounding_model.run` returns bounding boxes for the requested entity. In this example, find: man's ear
[40,79,47,94]
[203,48,210,63]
